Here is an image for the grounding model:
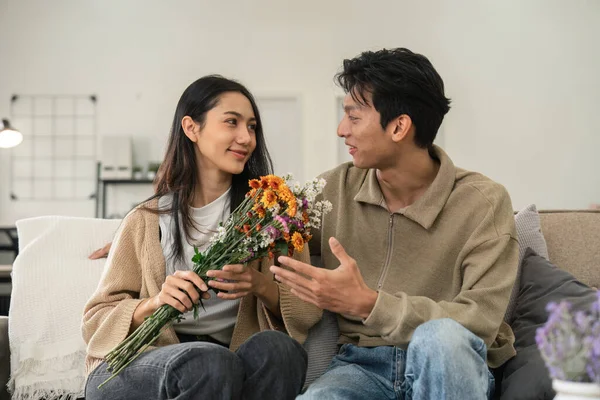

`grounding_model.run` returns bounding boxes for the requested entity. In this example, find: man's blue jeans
[85,330,307,400]
[299,318,495,400]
